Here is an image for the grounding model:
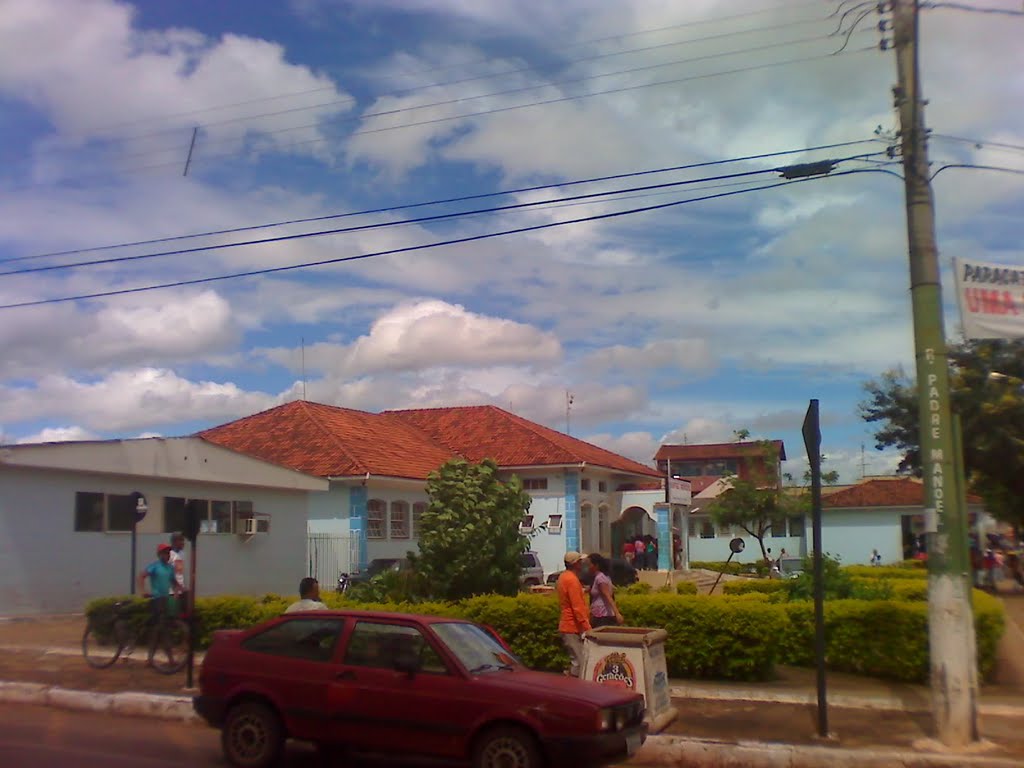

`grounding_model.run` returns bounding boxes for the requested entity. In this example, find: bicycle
[82,596,190,674]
